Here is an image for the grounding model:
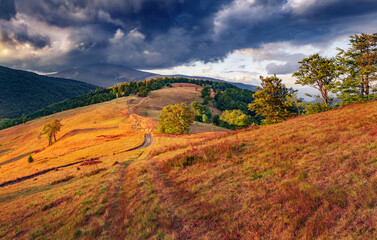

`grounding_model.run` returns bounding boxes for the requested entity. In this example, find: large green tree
[249,75,296,124]
[157,103,195,134]
[293,54,338,105]
[336,33,377,103]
